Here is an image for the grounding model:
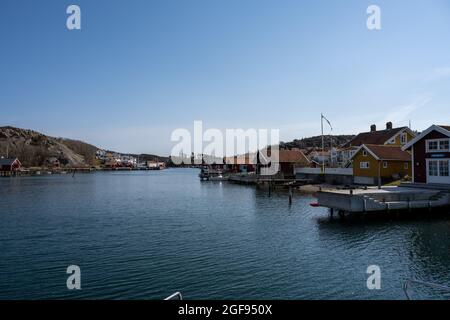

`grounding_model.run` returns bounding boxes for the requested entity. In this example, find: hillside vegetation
[280,135,354,150]
[0,126,97,167]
